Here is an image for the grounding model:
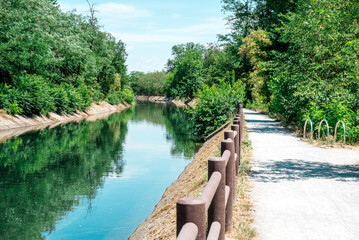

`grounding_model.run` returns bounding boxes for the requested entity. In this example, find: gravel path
[244,109,359,240]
